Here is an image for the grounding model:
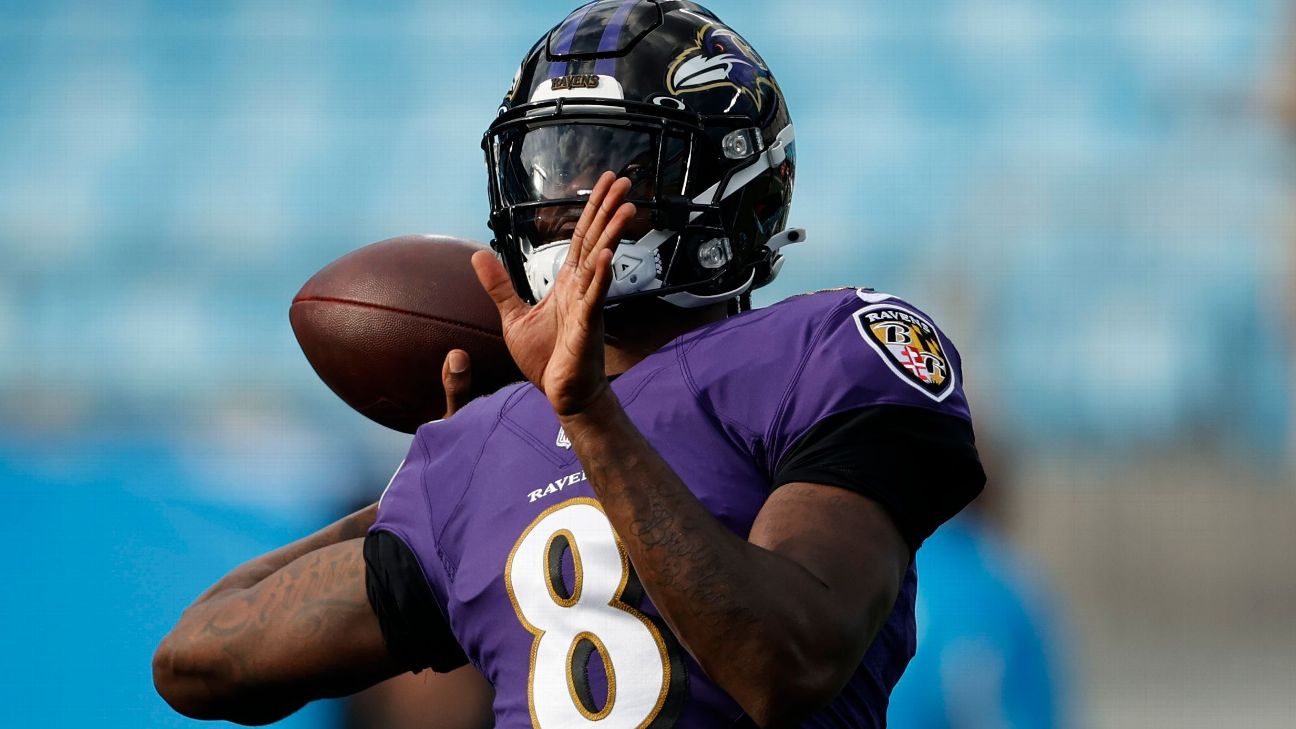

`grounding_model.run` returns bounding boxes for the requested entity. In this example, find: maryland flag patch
[852,303,956,401]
